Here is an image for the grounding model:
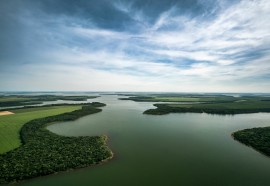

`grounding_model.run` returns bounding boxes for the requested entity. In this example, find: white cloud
[1,0,270,92]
